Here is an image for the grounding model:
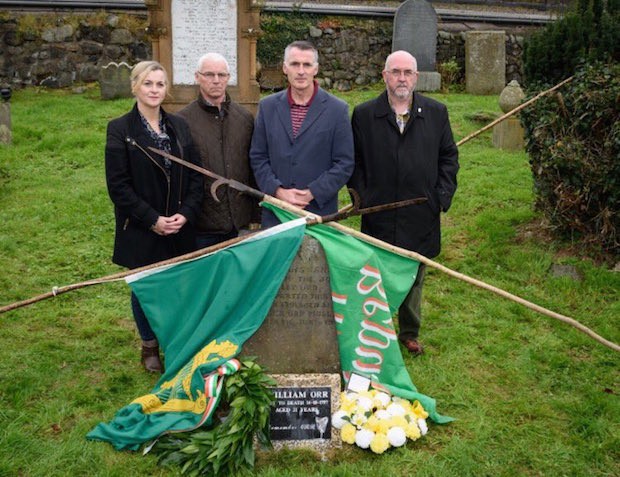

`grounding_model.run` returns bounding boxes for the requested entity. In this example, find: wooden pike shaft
[0,233,255,314]
[2,132,618,353]
[456,75,574,147]
[325,221,619,353]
